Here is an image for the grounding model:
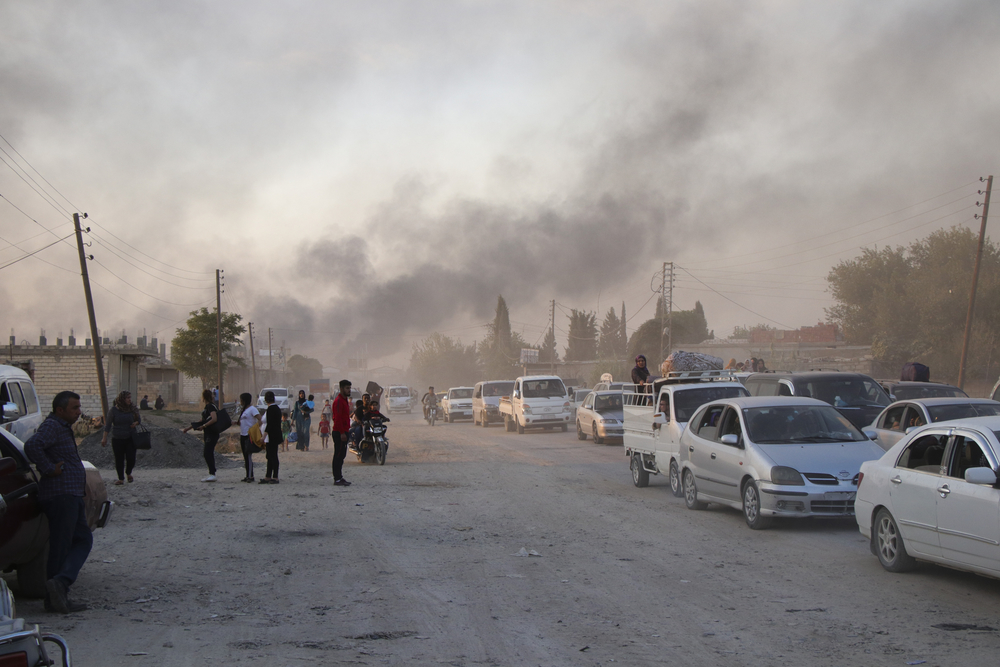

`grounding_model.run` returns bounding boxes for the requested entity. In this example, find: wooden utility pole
[667,262,674,360]
[268,327,273,386]
[958,175,993,389]
[660,262,666,364]
[550,299,556,375]
[216,269,224,405]
[248,321,257,394]
[74,213,109,417]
